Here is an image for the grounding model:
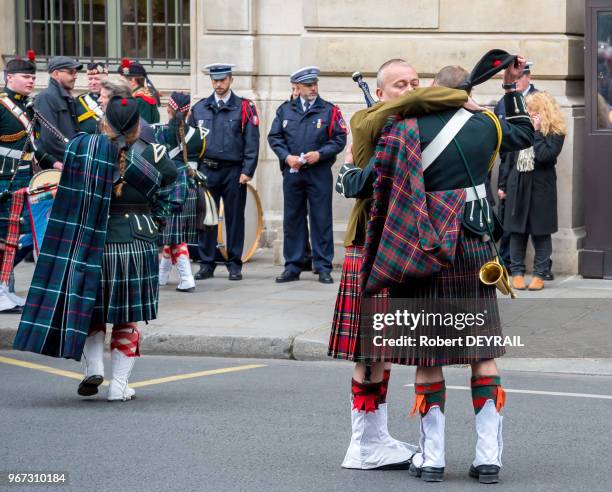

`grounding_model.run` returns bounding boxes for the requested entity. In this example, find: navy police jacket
[188,91,260,177]
[268,96,348,171]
